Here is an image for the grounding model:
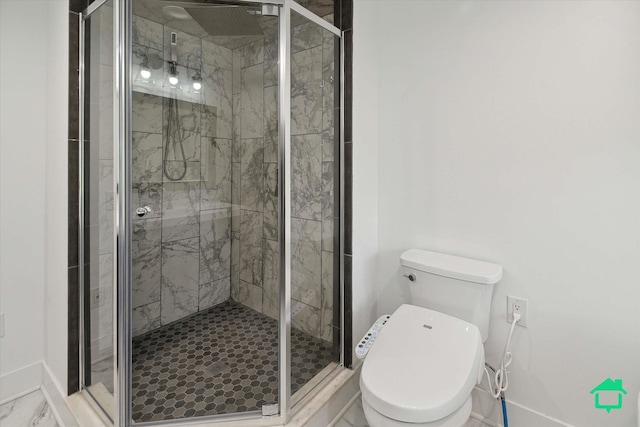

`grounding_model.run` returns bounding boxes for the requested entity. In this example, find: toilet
[360,249,502,427]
